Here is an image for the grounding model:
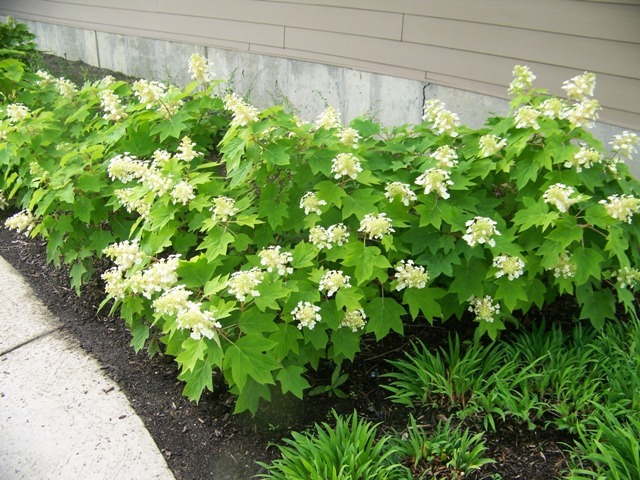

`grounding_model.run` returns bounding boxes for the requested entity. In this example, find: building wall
[1,0,639,133]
